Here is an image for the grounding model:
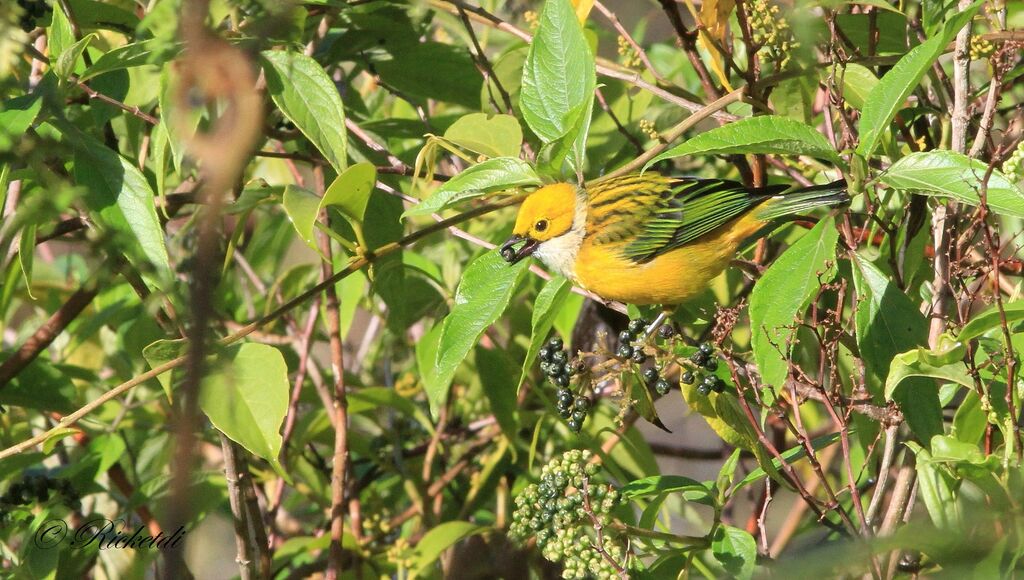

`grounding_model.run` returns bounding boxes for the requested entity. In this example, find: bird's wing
[621,178,784,263]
